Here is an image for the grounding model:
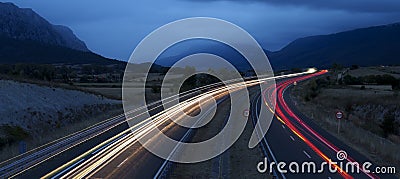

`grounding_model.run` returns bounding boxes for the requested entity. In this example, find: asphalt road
[2,78,225,178]
[38,70,290,179]
[87,95,232,179]
[15,119,130,179]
